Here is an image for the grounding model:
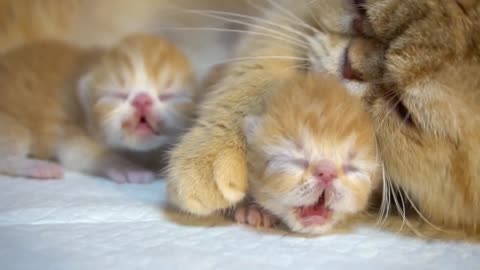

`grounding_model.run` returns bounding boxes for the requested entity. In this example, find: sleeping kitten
[235,75,379,234]
[0,34,196,183]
